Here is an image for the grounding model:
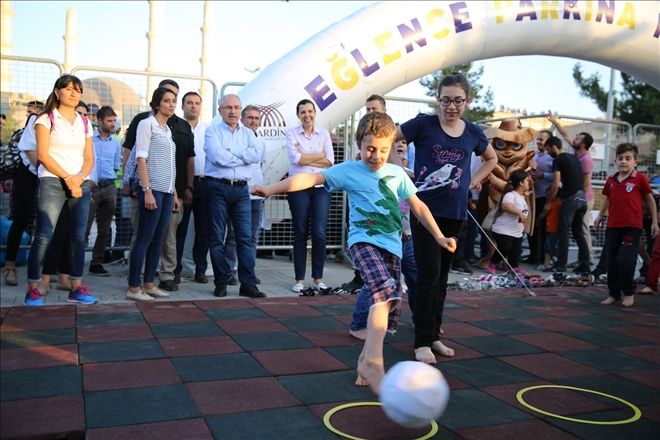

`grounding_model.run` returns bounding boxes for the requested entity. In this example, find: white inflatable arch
[238,0,659,183]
